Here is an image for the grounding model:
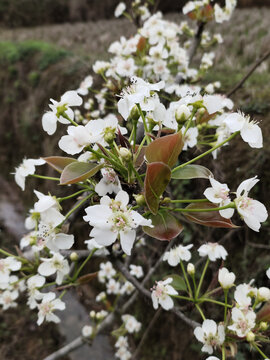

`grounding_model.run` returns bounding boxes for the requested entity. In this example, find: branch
[44,337,84,360]
[188,21,205,64]
[226,48,270,97]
